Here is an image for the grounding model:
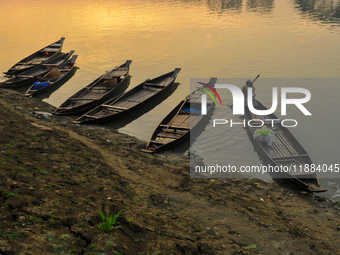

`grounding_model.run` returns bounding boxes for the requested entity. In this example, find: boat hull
[74,68,181,124]
[0,51,74,89]
[55,60,132,116]
[24,55,78,97]
[245,100,326,193]
[4,37,65,75]
[142,78,216,153]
